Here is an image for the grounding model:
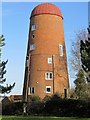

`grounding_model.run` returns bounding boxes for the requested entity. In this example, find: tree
[70,29,88,72]
[69,27,90,100]
[74,69,87,99]
[0,35,15,94]
[72,25,90,100]
[69,29,88,88]
[80,25,90,82]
